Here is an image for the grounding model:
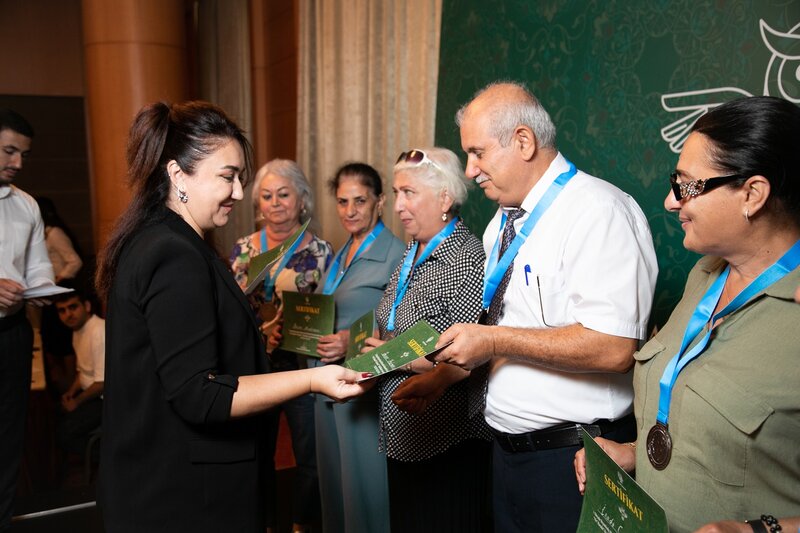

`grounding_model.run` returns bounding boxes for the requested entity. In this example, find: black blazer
[99,211,270,532]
